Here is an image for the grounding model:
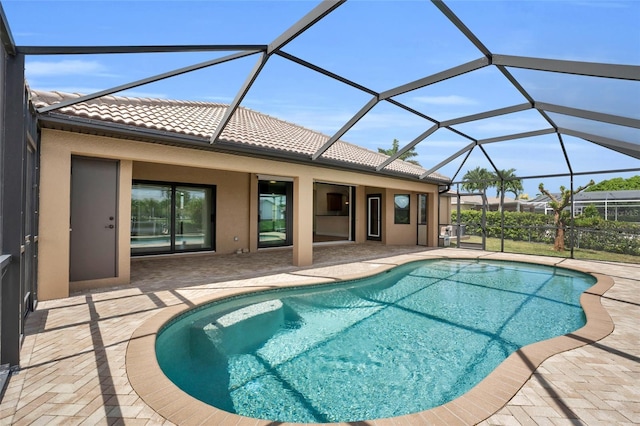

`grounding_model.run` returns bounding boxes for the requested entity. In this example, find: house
[32,90,451,300]
[450,194,537,213]
[530,190,640,221]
